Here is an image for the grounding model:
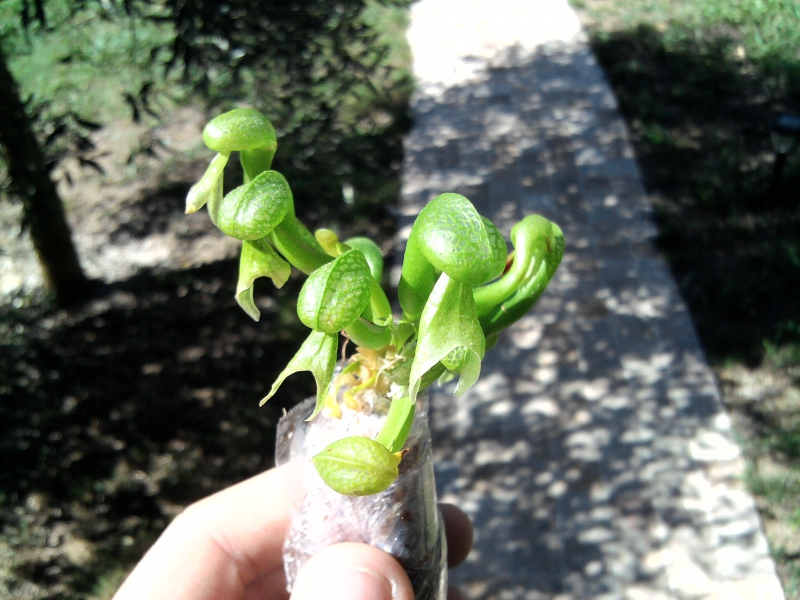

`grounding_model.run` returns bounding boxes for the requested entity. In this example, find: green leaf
[235,238,292,321]
[374,396,415,453]
[398,230,437,320]
[313,436,400,496]
[344,237,384,281]
[297,249,372,334]
[393,321,416,350]
[217,171,293,241]
[344,317,393,350]
[207,172,223,226]
[409,273,485,402]
[315,228,348,257]
[384,357,412,387]
[280,215,325,253]
[260,330,337,419]
[384,356,445,392]
[269,218,331,276]
[203,108,277,153]
[185,152,230,214]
